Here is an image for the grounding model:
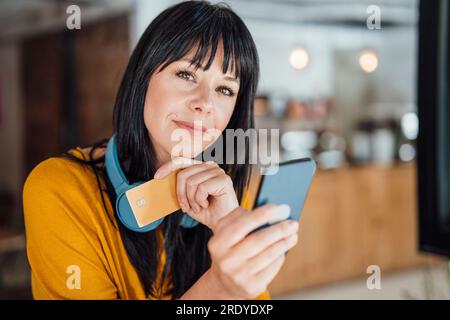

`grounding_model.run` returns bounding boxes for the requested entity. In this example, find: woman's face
[144,44,240,167]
